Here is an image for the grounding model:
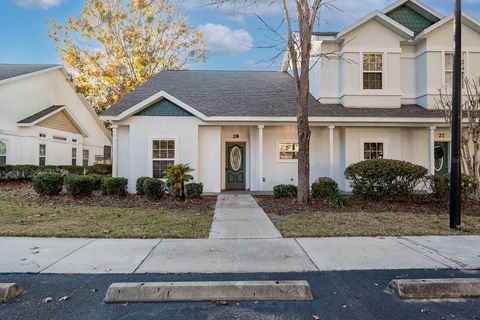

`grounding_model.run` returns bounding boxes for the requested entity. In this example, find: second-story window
[445,52,465,88]
[363,53,383,90]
